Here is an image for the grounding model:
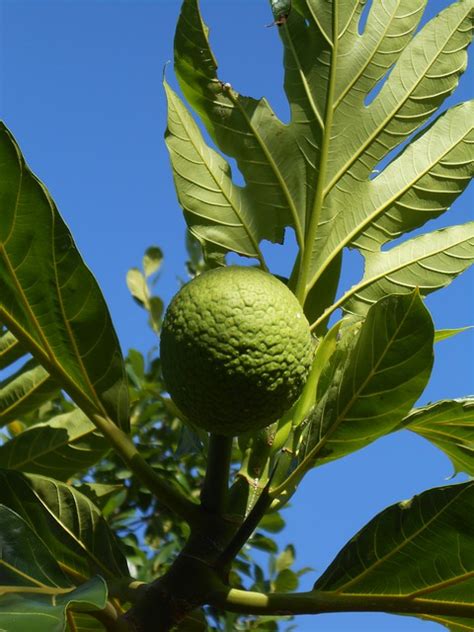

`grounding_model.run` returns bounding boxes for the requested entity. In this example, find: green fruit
[160,266,314,436]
